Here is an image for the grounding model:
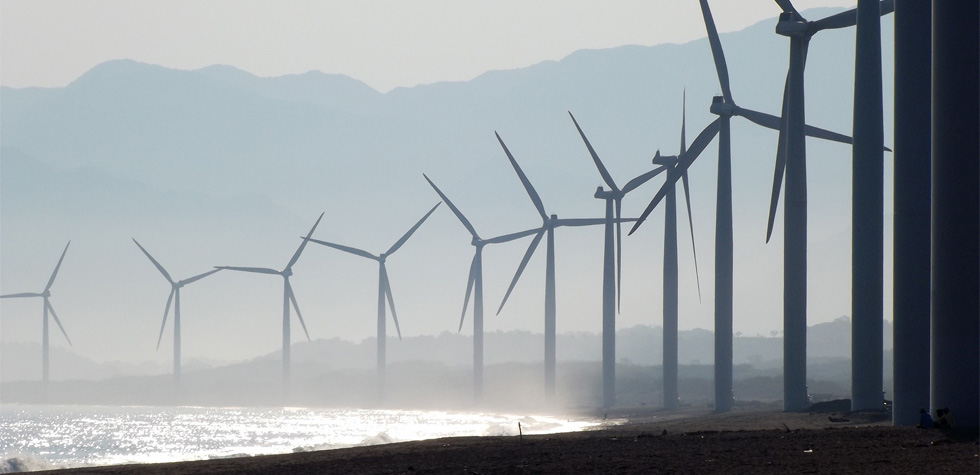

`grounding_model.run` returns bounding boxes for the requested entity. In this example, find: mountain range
[2,317,893,408]
[0,8,897,369]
